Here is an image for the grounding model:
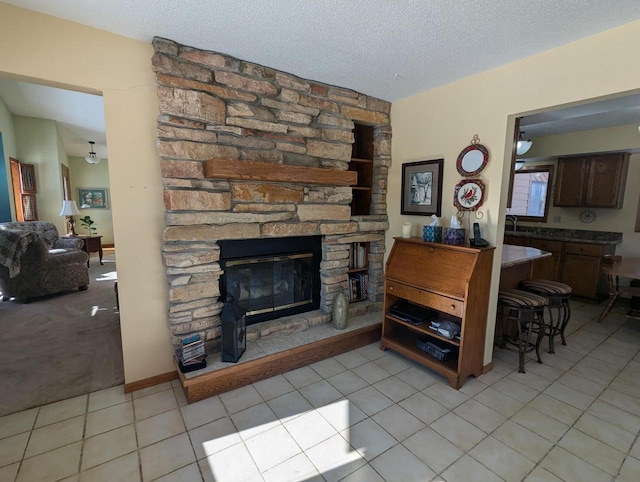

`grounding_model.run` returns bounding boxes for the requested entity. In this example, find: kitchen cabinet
[554,152,629,208]
[381,238,494,389]
[529,239,563,280]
